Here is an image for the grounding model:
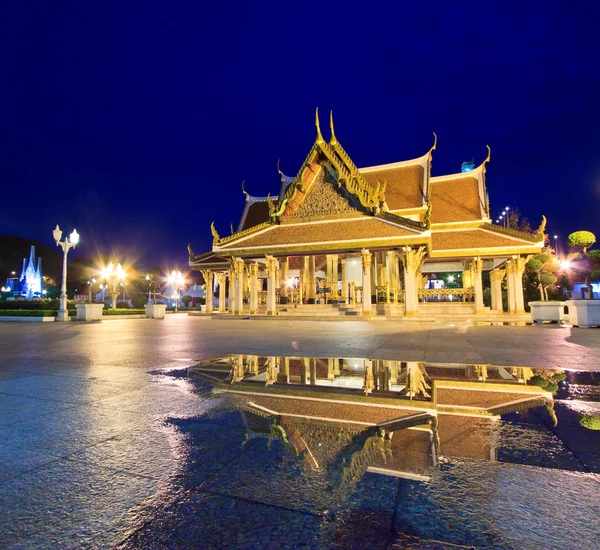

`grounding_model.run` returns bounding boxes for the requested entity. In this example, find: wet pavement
[0,316,599,548]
